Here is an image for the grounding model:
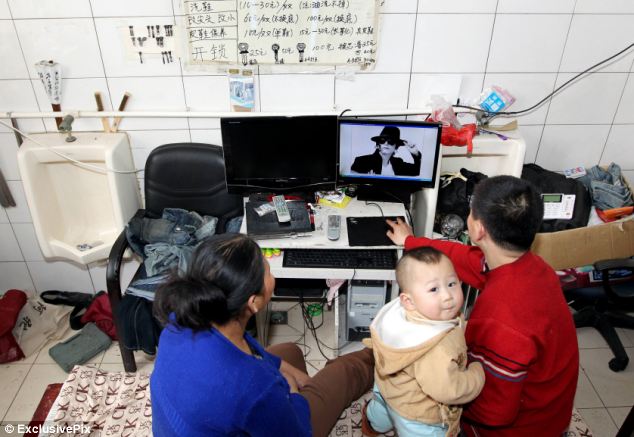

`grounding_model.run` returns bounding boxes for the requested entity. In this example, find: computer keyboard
[283,248,397,270]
